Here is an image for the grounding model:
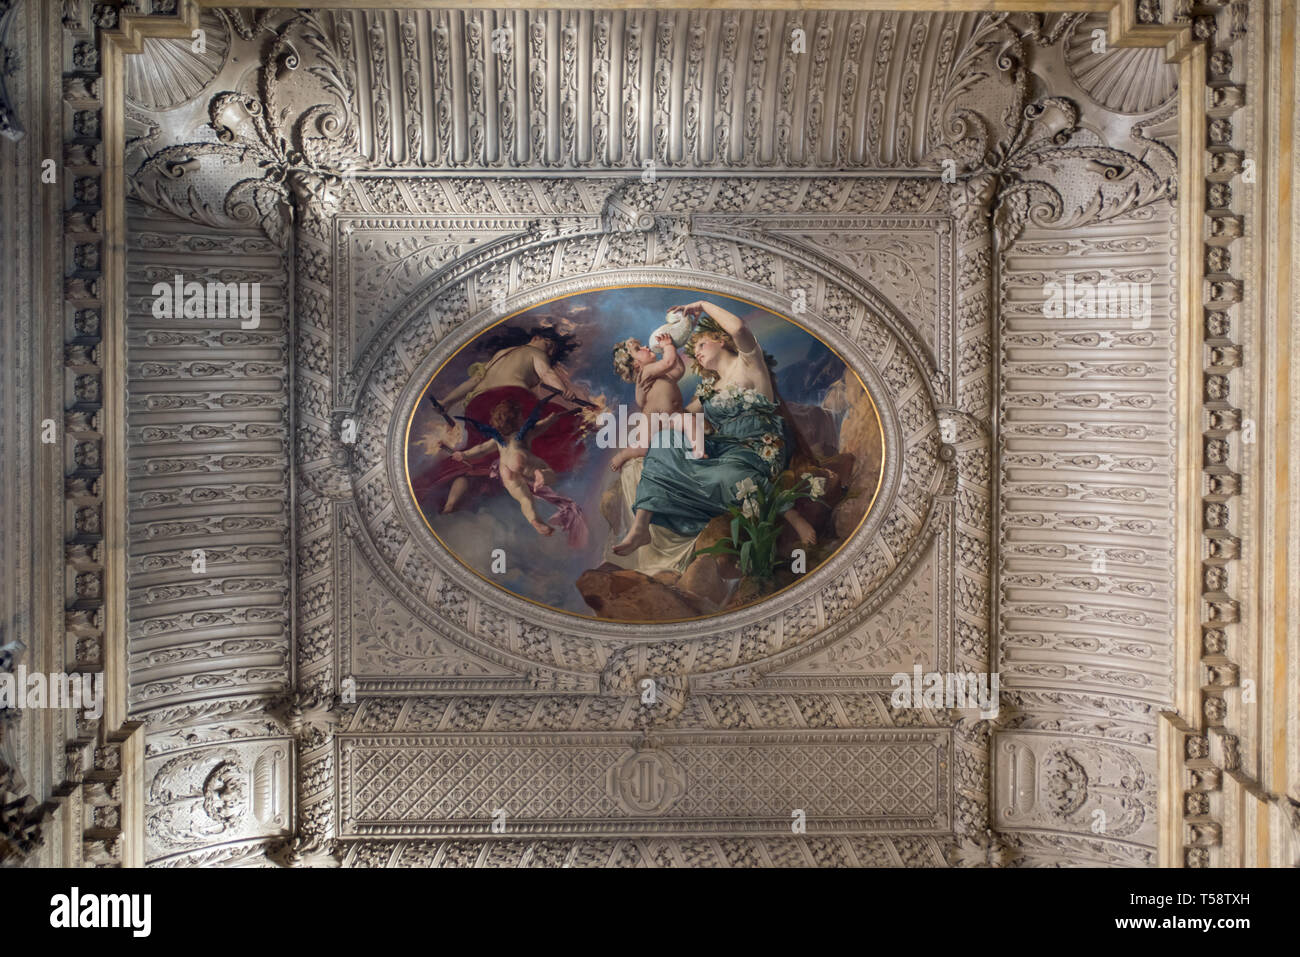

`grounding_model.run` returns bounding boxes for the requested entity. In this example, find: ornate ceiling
[3,0,1293,872]
[104,5,1187,867]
